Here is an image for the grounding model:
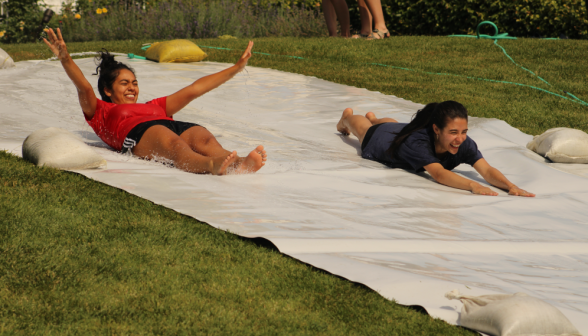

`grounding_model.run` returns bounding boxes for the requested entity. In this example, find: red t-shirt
[85,97,172,151]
